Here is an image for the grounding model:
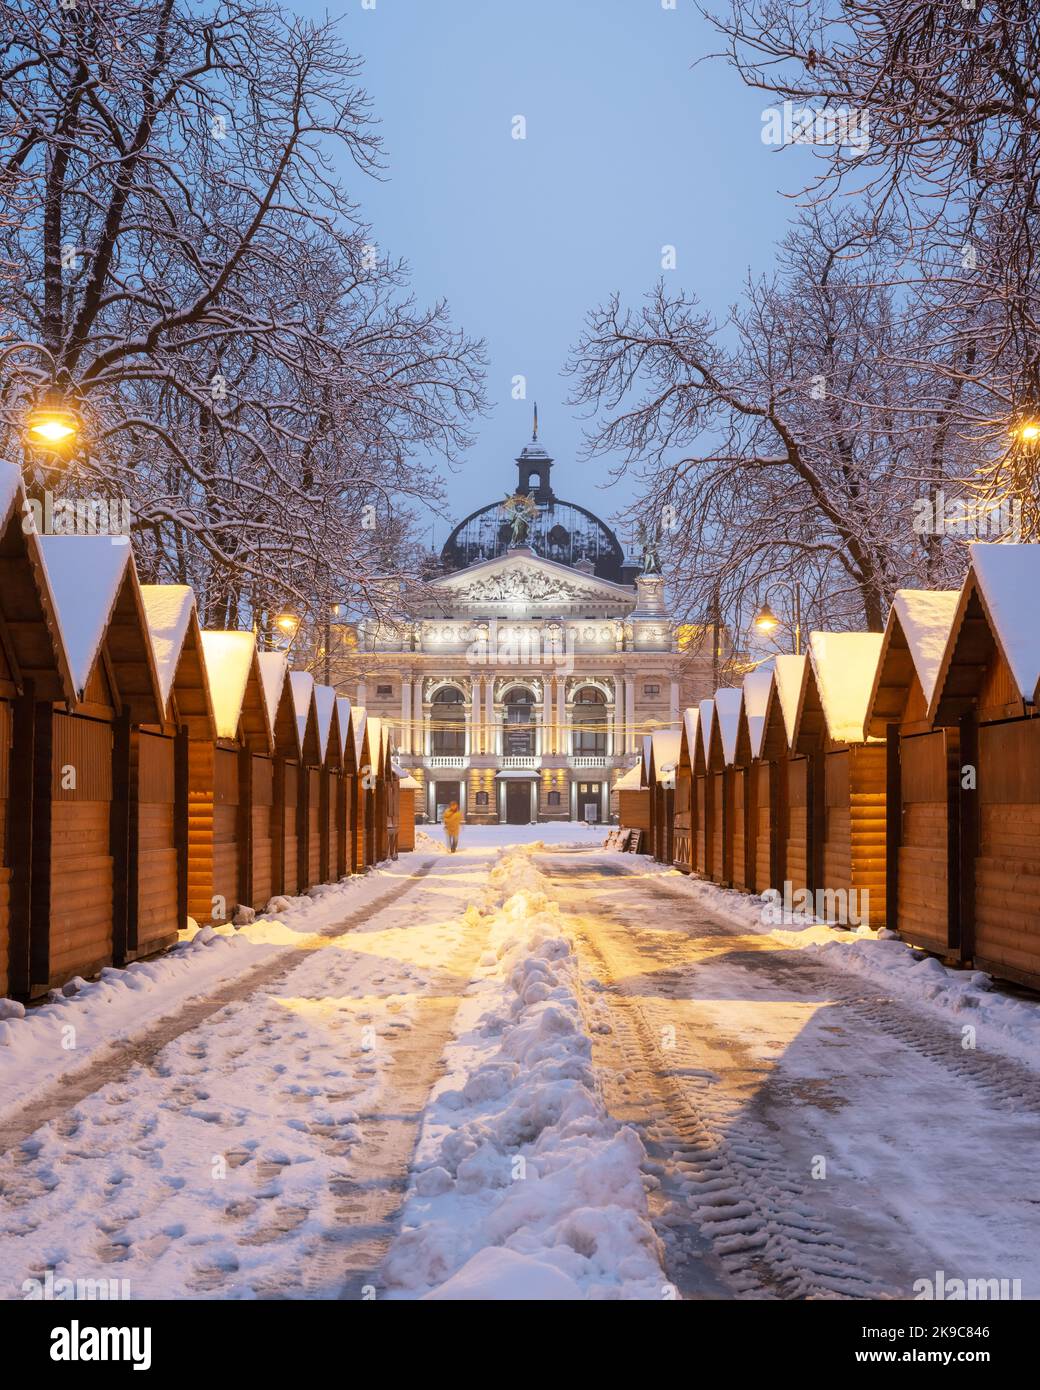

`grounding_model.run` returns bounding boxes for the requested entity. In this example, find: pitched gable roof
[808,631,885,744]
[139,584,214,736]
[866,589,959,736]
[199,631,271,750]
[39,535,162,722]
